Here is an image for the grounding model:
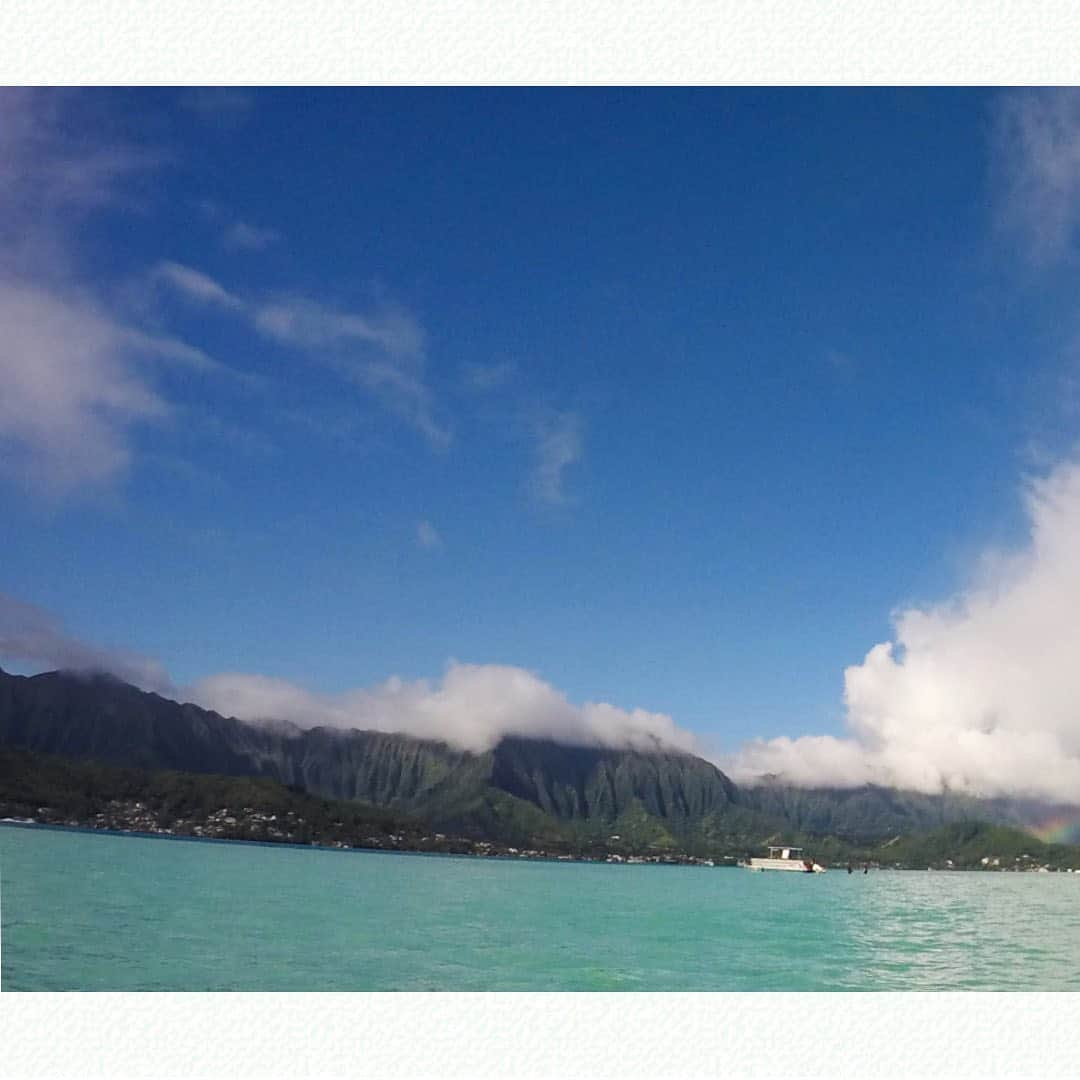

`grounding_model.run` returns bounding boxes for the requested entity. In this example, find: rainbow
[1028,813,1080,845]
